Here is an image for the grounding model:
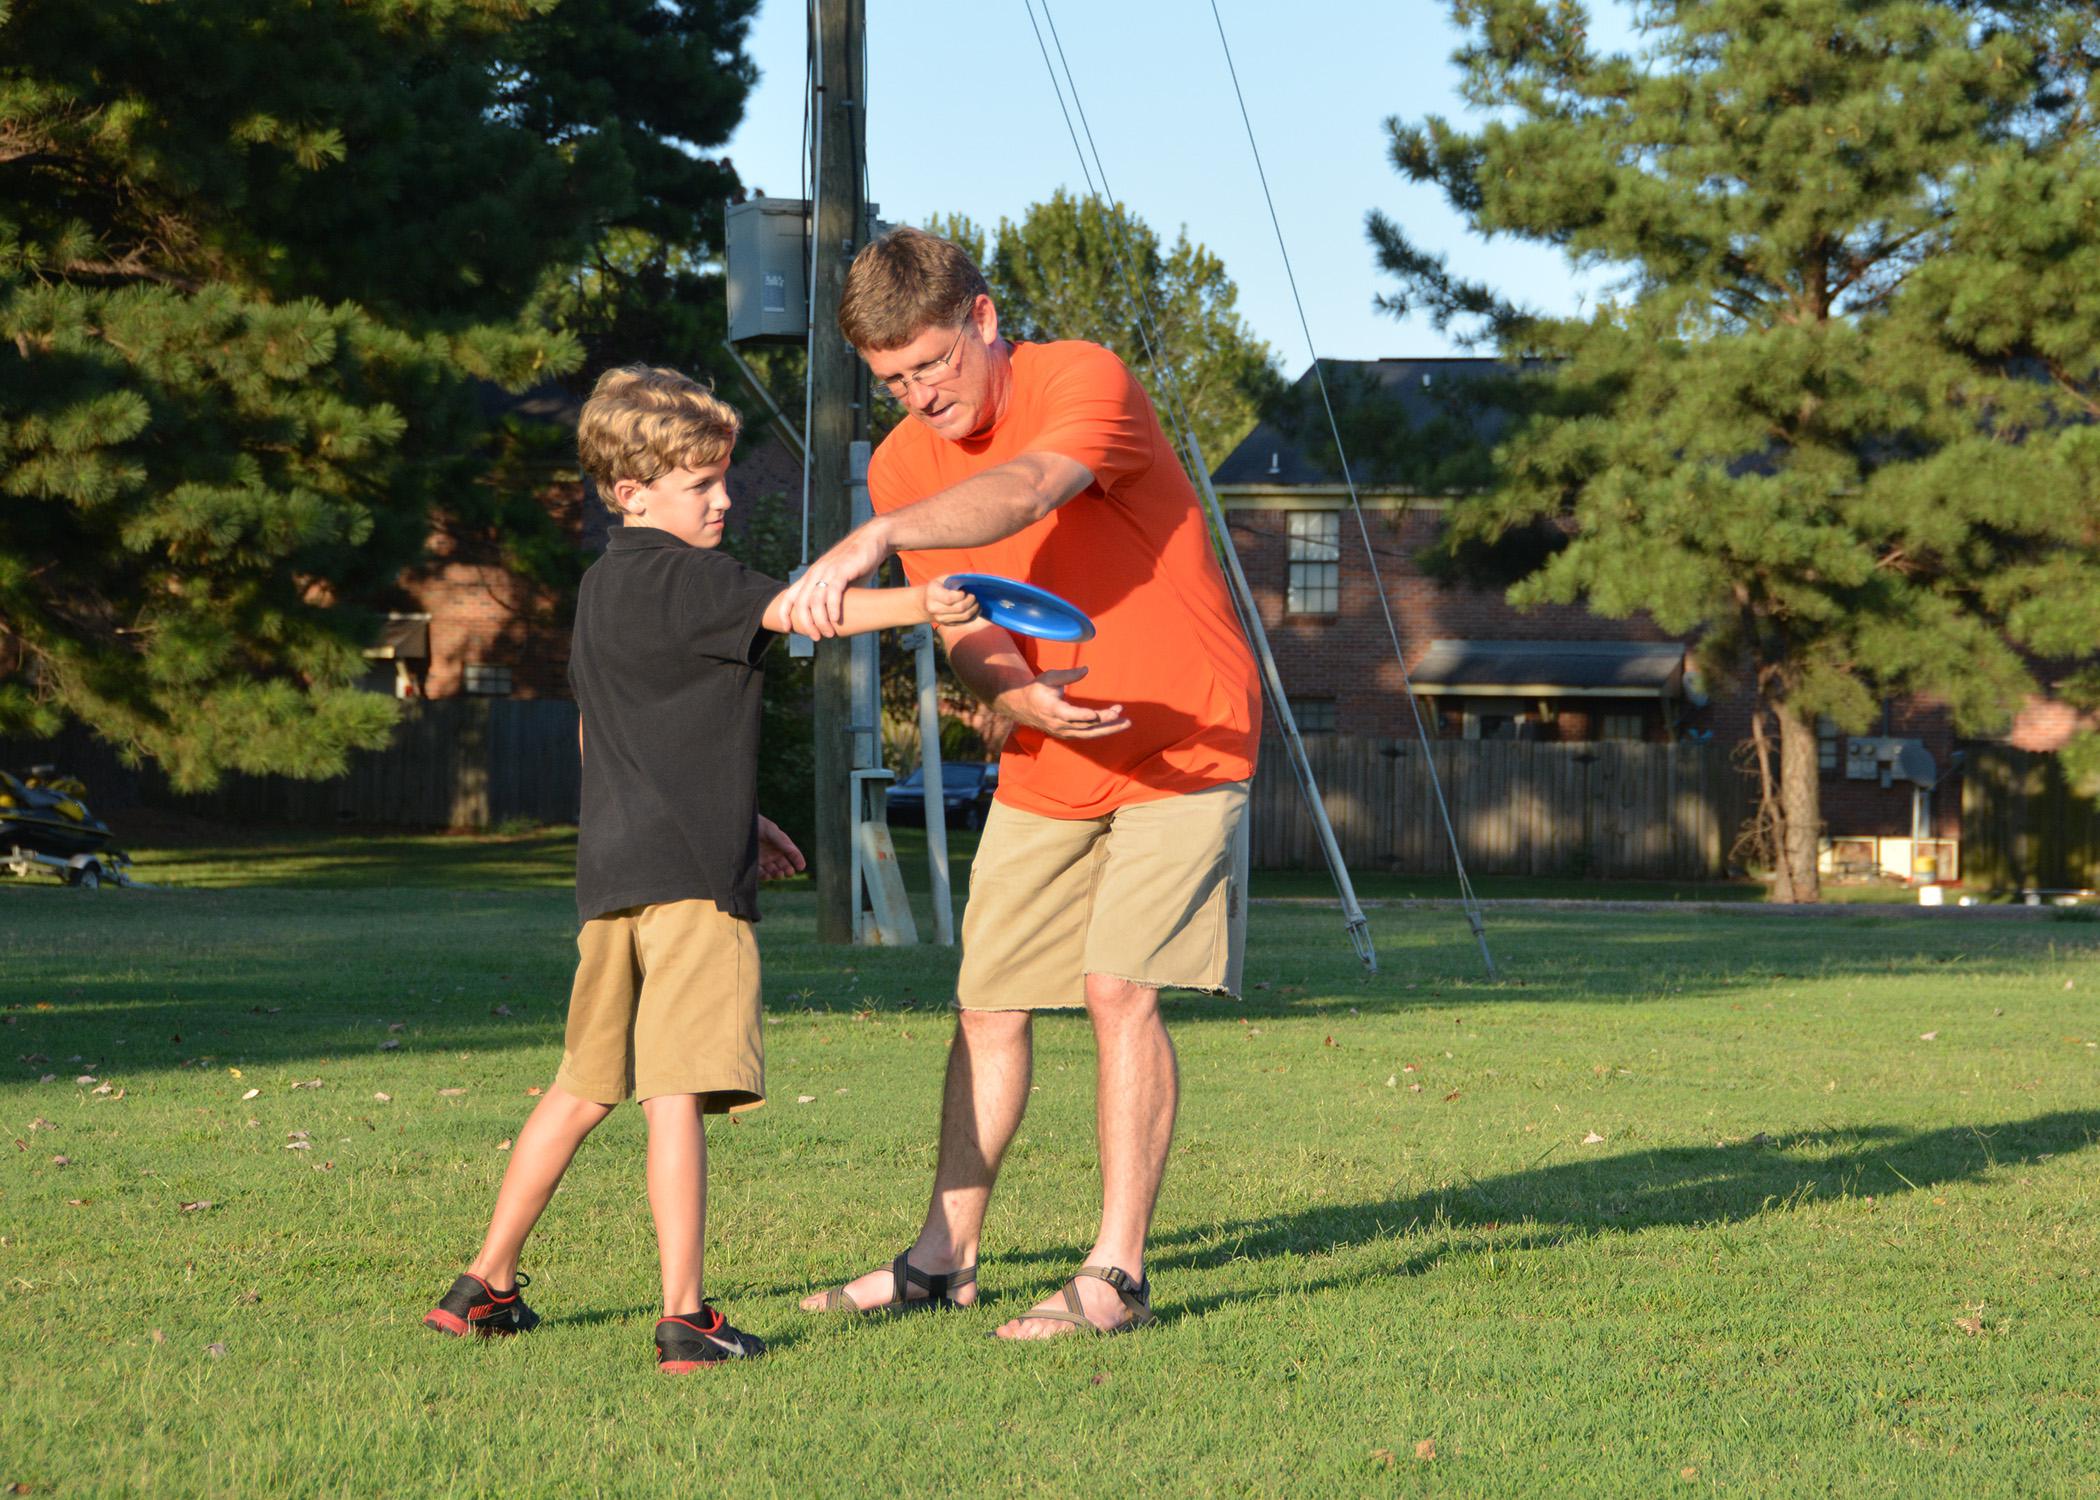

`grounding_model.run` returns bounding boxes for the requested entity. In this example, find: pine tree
[1374,0,2100,898]
[0,0,752,790]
